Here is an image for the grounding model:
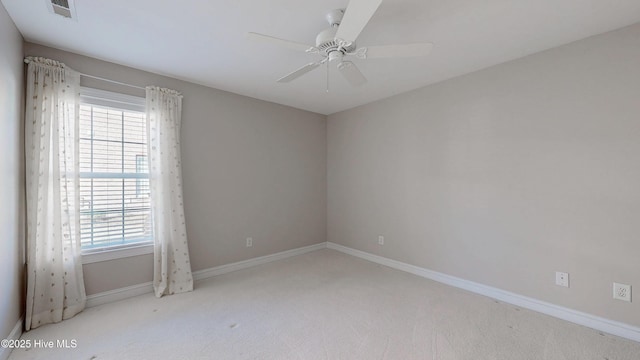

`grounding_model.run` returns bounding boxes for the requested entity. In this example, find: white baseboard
[86,281,154,308]
[0,317,23,360]
[326,242,640,343]
[86,242,327,308]
[193,242,326,281]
